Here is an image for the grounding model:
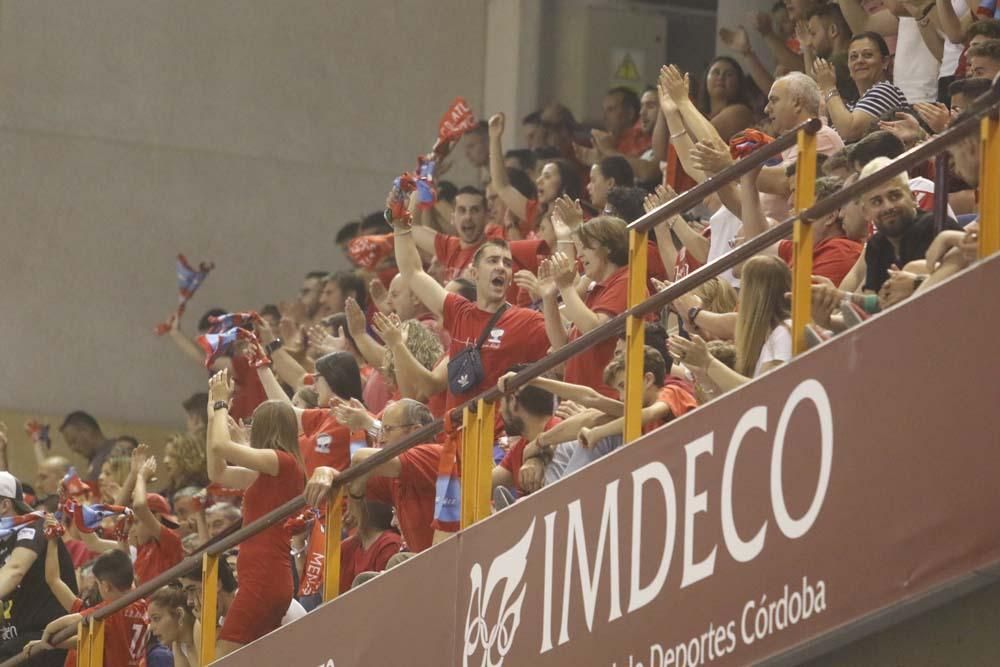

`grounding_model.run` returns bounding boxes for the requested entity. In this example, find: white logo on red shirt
[315,434,332,454]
